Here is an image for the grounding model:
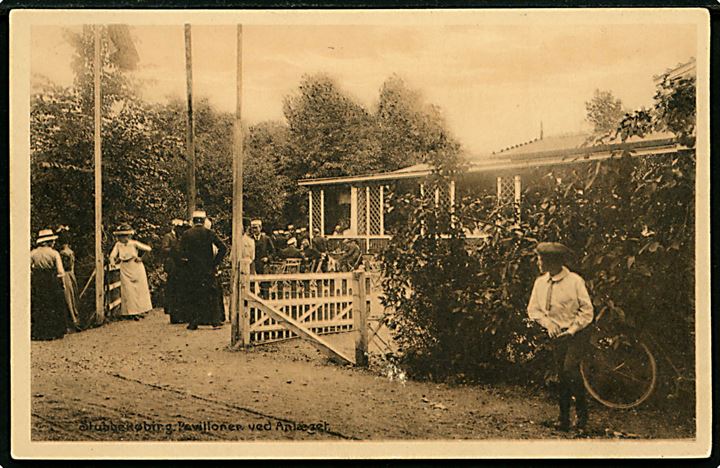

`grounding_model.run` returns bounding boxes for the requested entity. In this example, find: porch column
[379,185,384,235]
[350,186,358,234]
[308,189,313,240]
[320,188,325,235]
[365,186,371,251]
